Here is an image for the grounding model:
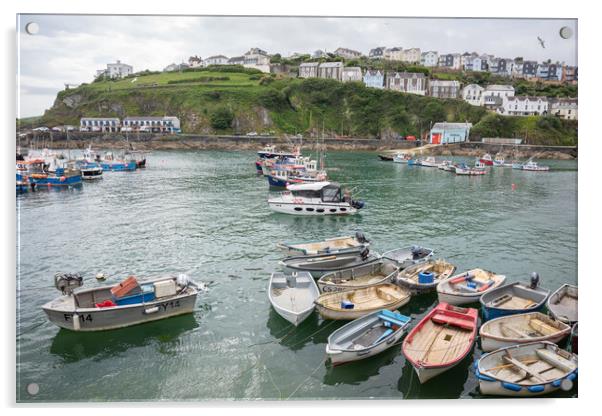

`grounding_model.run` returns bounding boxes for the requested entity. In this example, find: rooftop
[431,122,473,130]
